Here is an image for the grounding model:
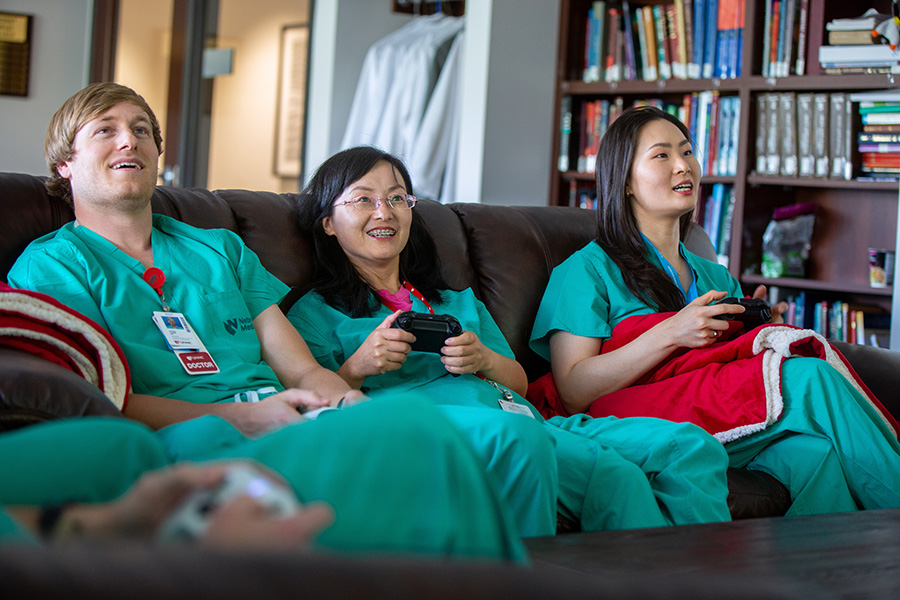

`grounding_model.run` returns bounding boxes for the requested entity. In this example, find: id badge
[498,399,535,419]
[152,311,203,349]
[151,311,219,375]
